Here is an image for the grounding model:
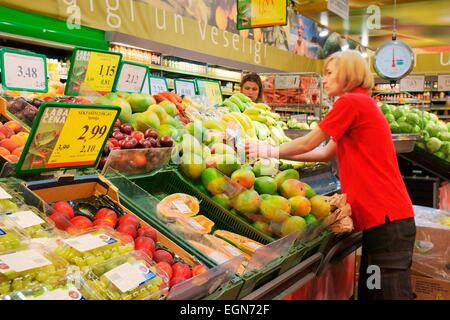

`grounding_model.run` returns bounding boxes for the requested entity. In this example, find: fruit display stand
[104,167,301,299]
[0,97,31,177]
[399,146,450,181]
